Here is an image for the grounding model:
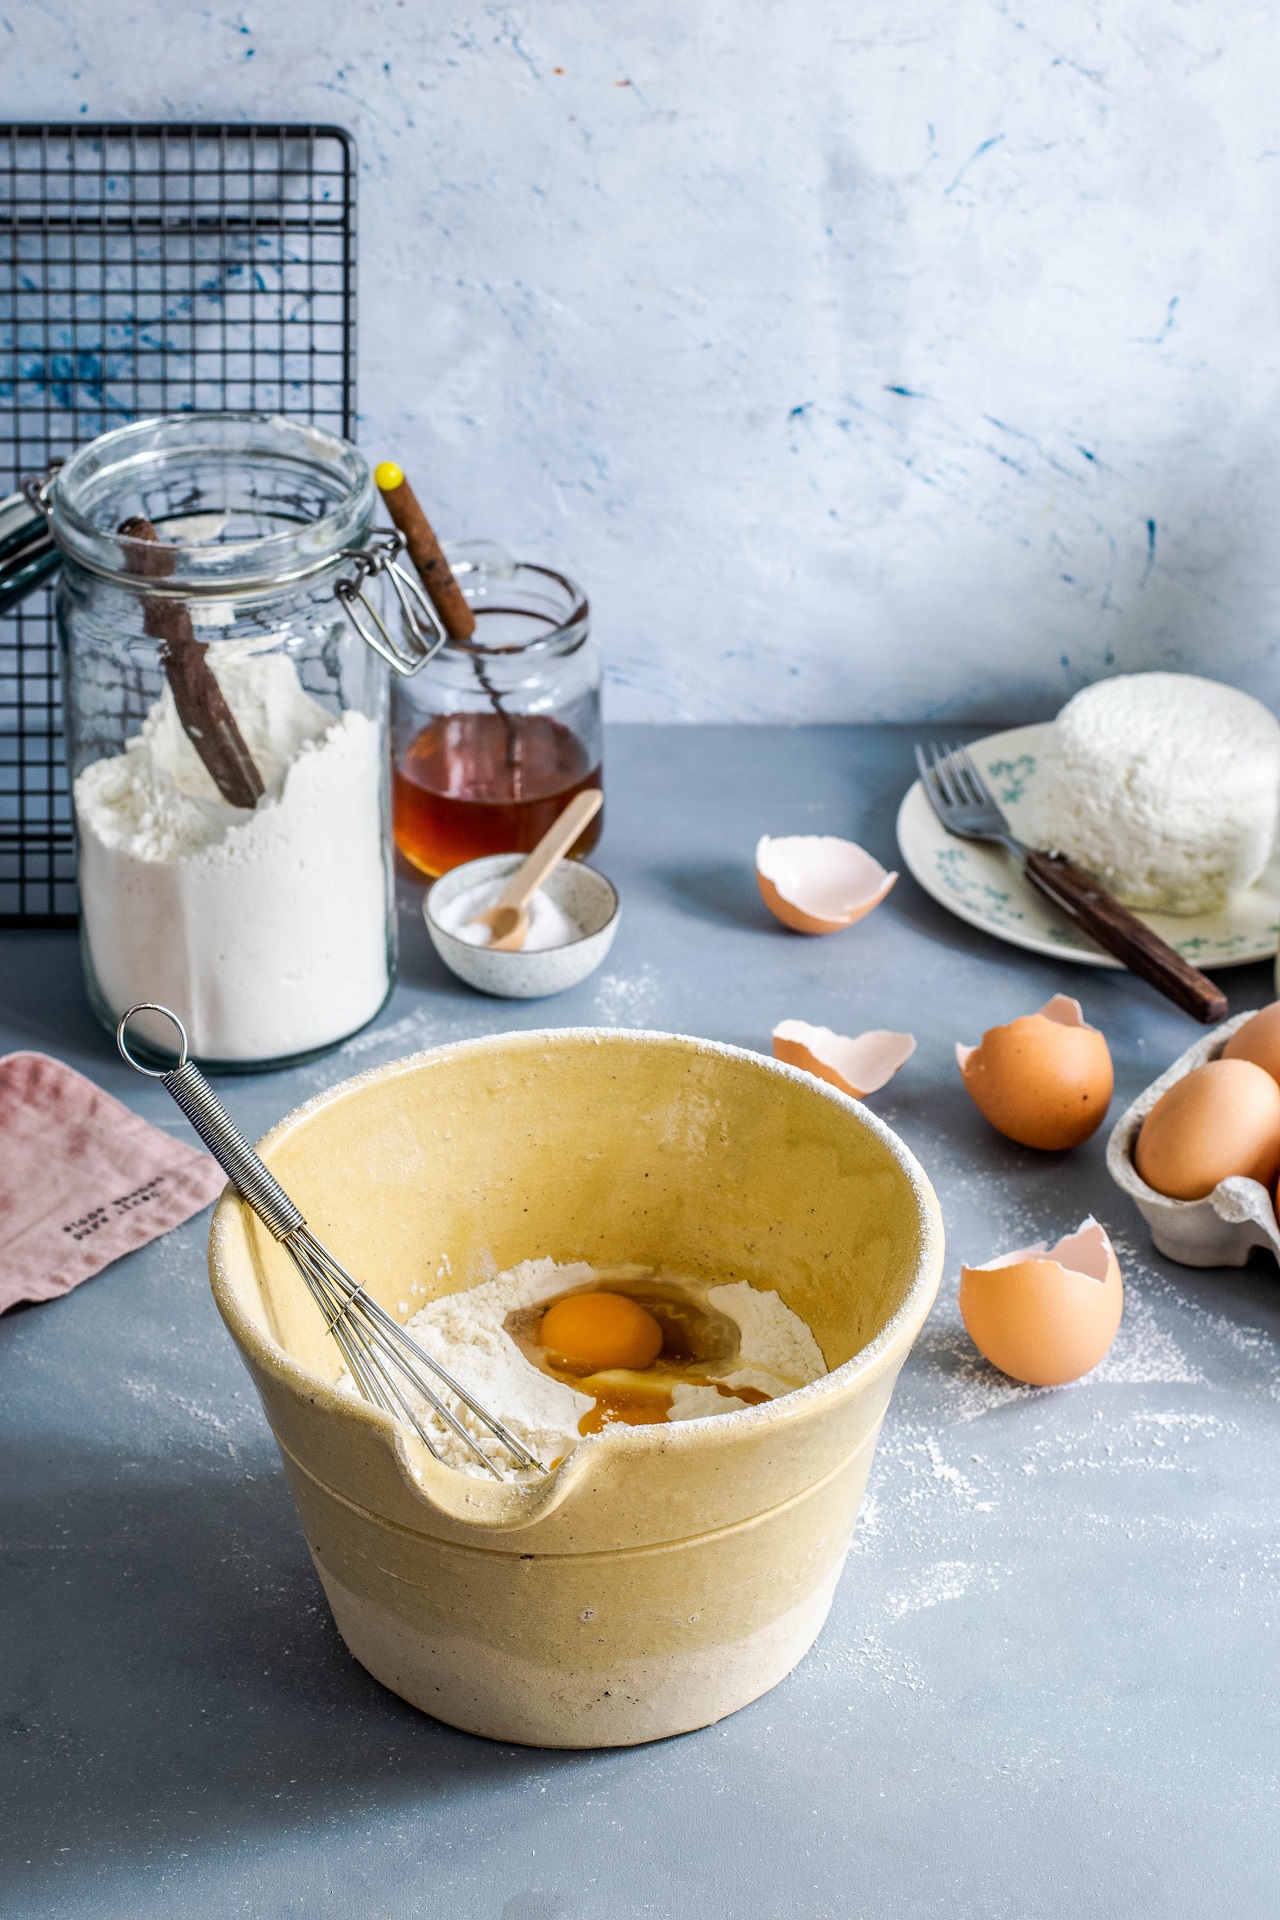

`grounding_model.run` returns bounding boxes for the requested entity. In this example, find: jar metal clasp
[23,461,62,516]
[0,461,62,613]
[334,530,446,676]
